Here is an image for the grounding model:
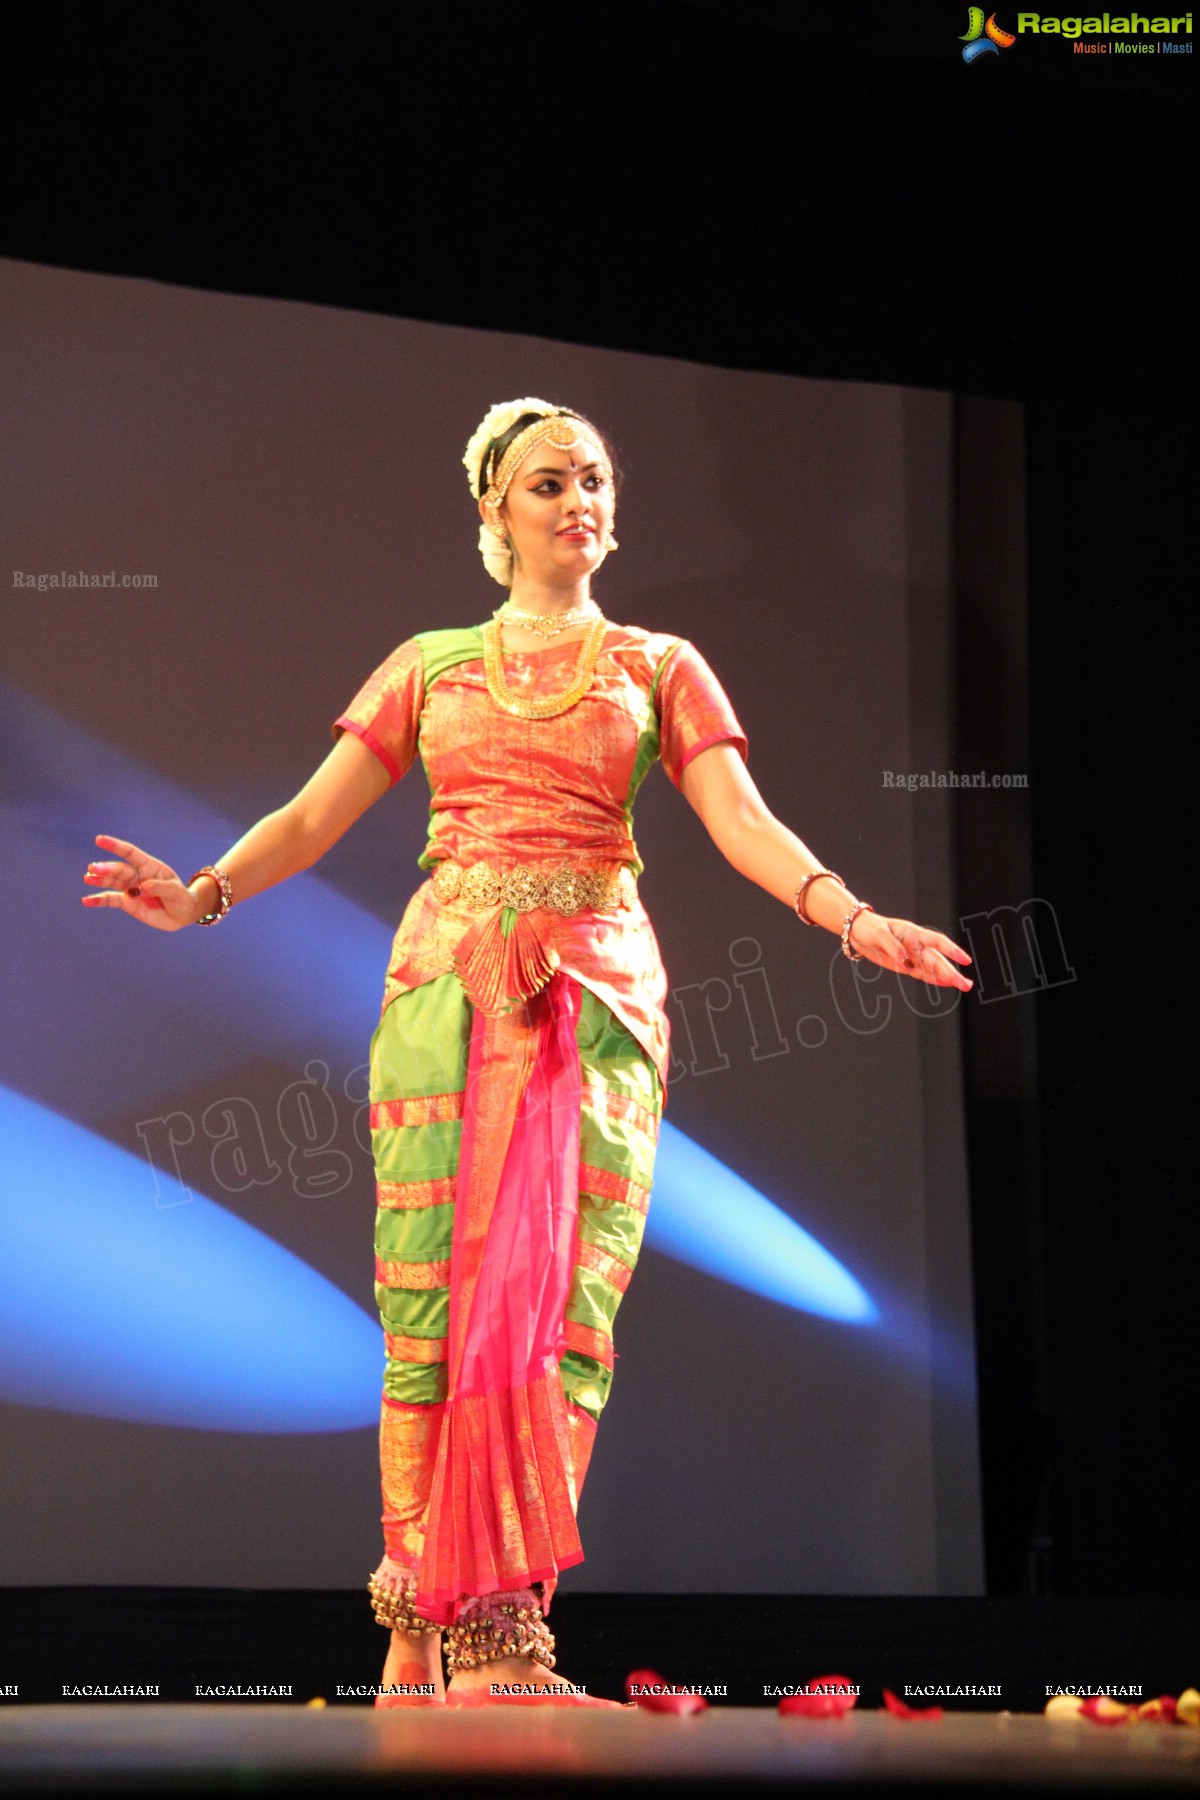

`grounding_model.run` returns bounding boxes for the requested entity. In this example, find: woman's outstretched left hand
[848,913,973,991]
